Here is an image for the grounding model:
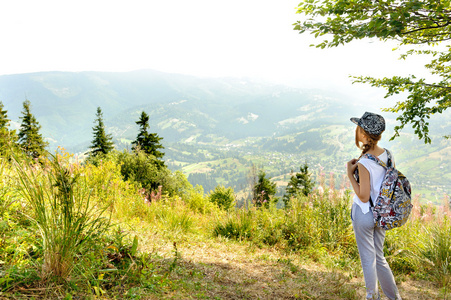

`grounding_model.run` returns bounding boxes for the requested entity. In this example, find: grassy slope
[134,228,441,300]
[1,153,447,299]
